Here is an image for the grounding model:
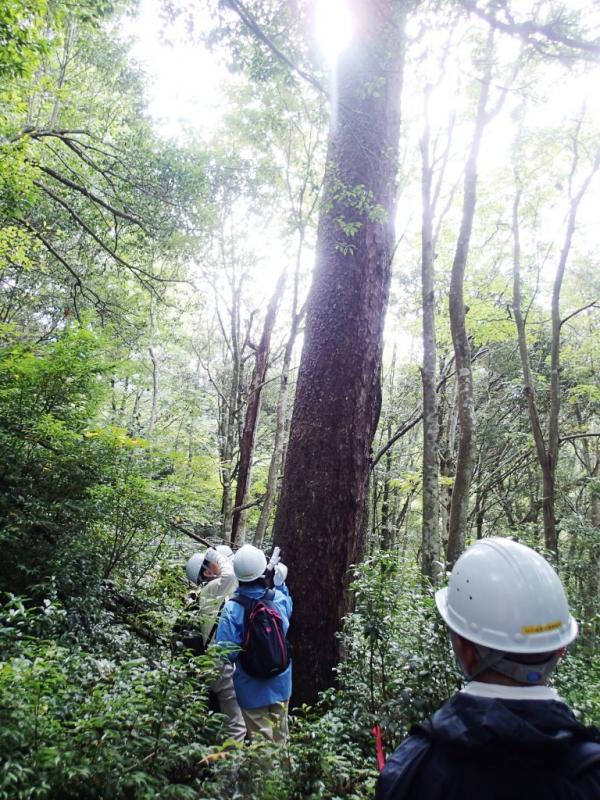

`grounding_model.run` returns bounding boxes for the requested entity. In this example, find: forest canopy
[1,0,599,797]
